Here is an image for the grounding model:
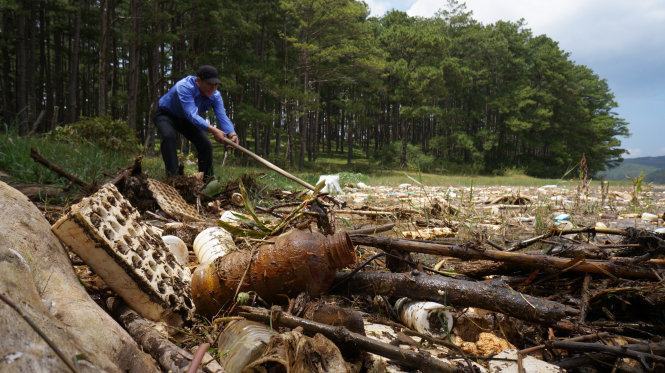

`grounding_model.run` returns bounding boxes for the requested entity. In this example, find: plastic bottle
[191,230,356,317]
[192,227,235,264]
[217,320,276,372]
